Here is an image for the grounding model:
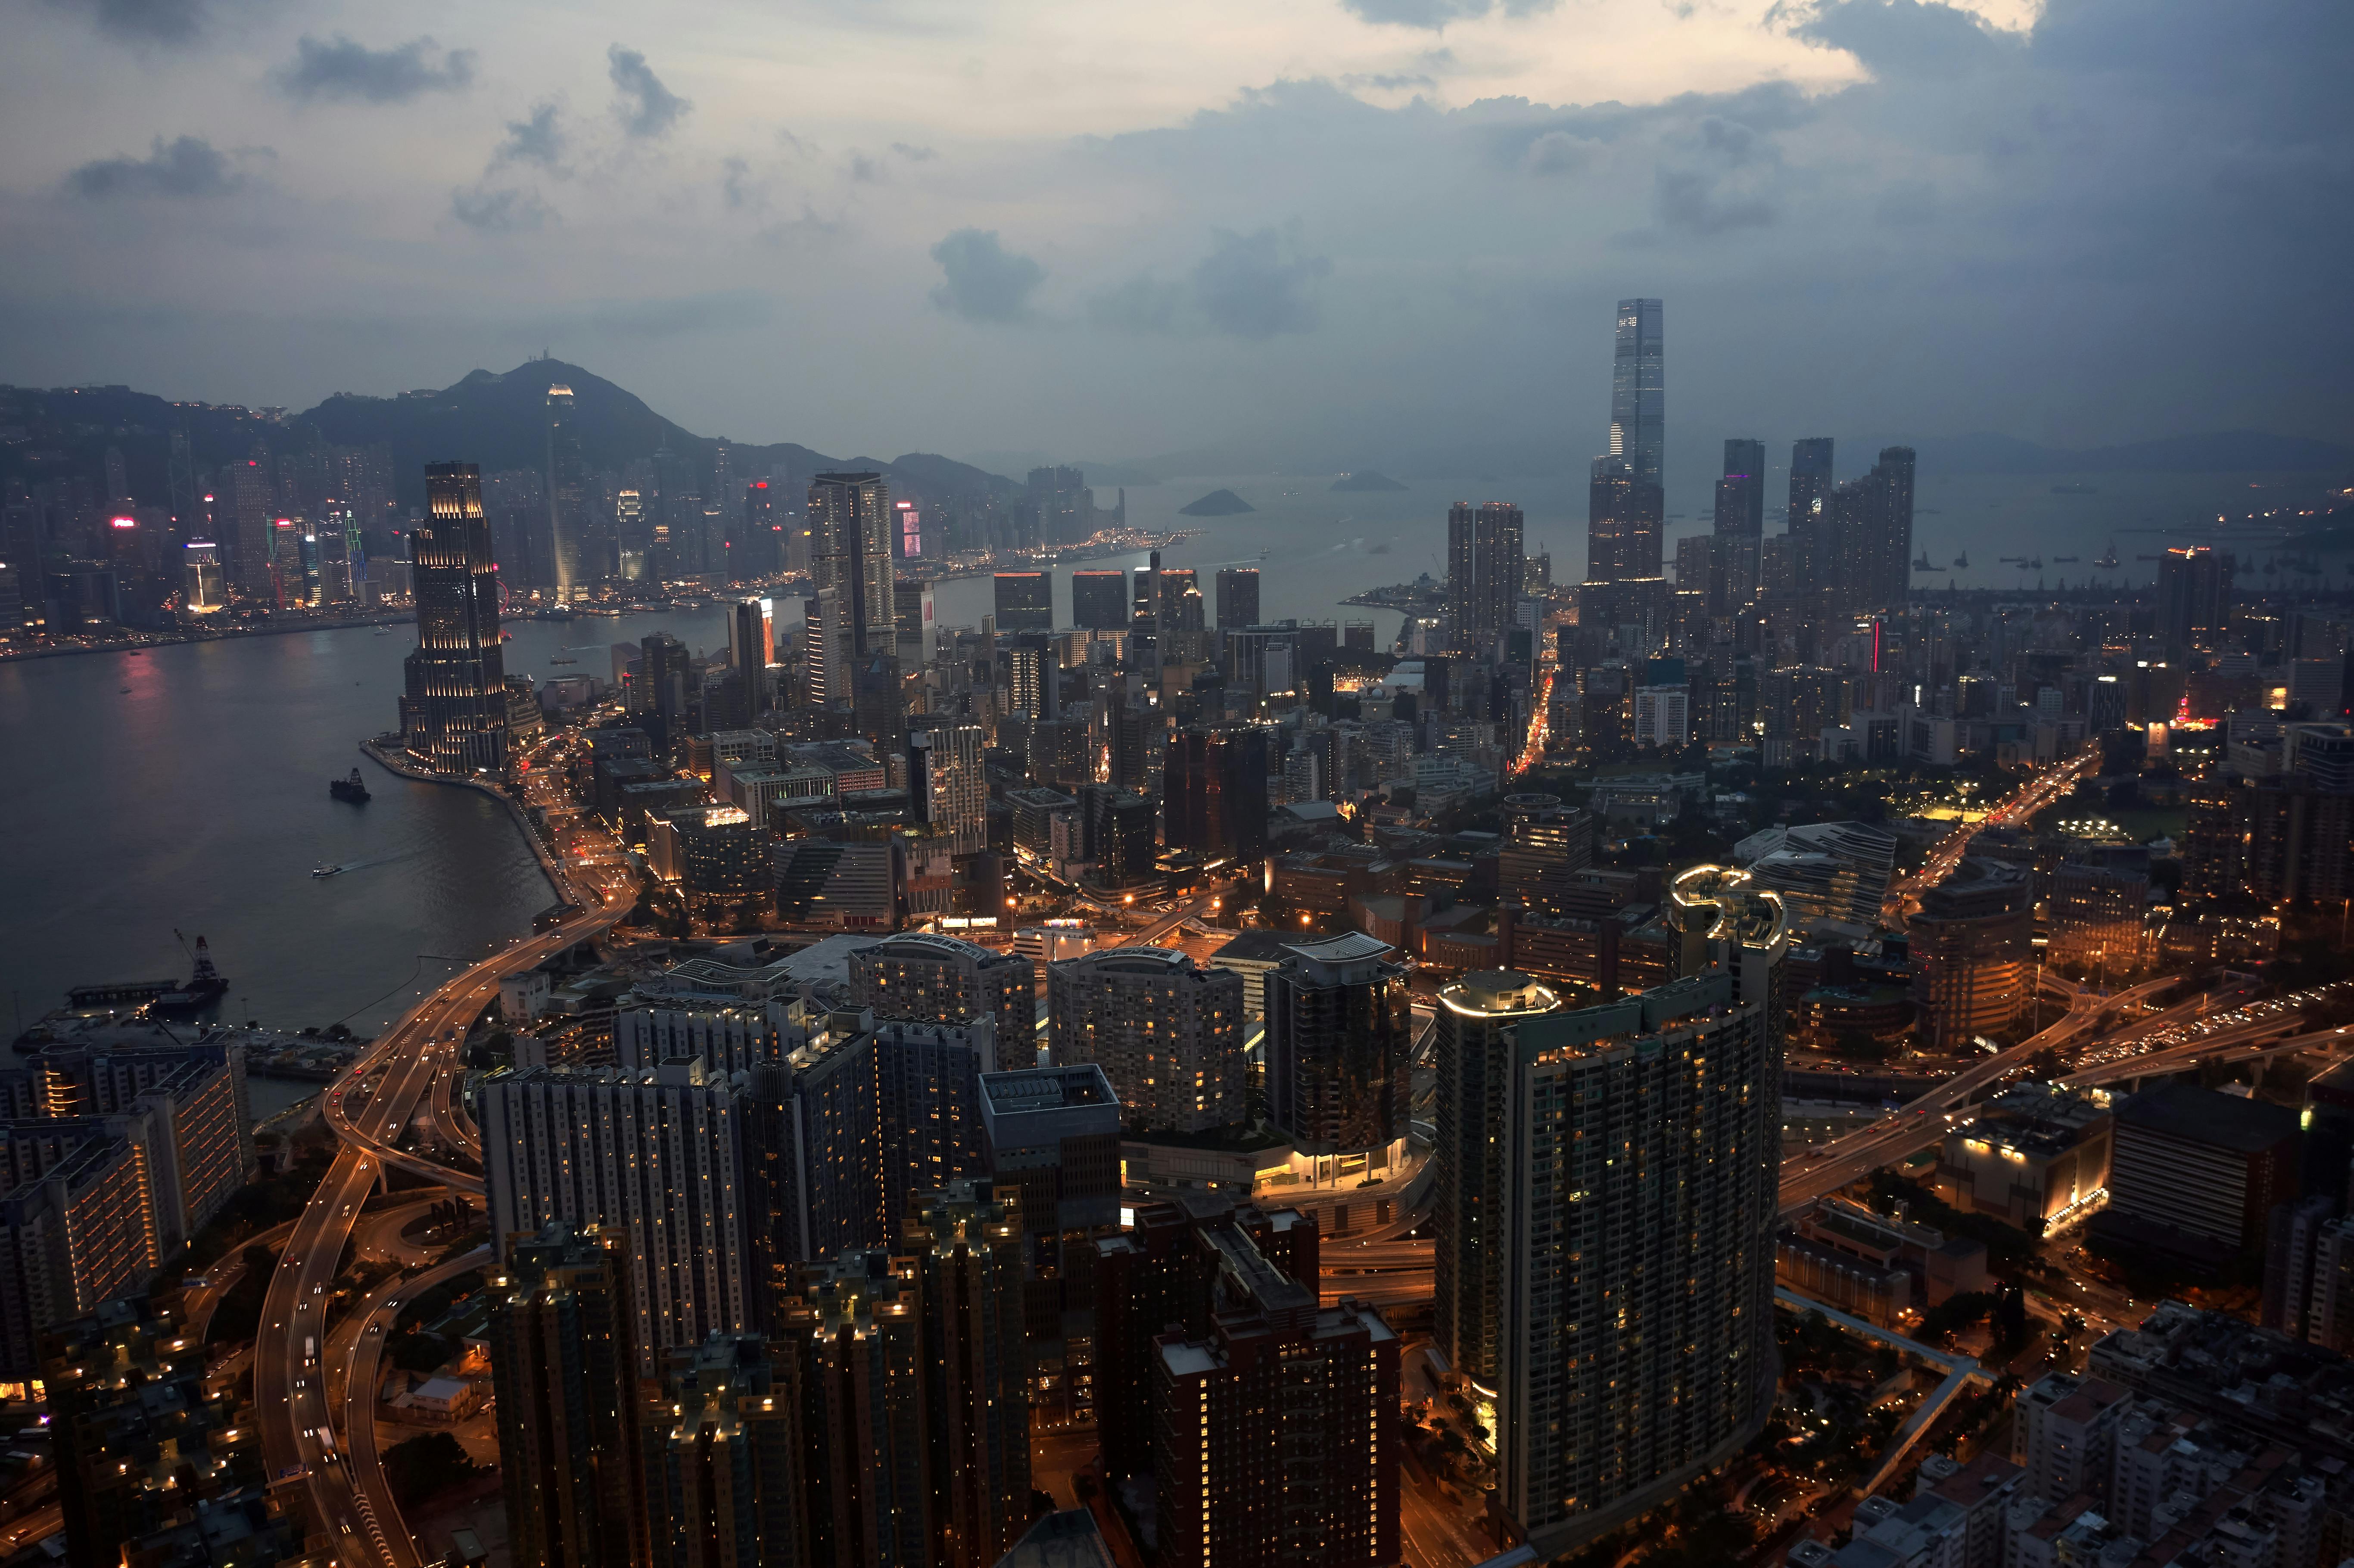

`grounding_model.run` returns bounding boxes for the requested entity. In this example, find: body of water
[1,465,2324,1037]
